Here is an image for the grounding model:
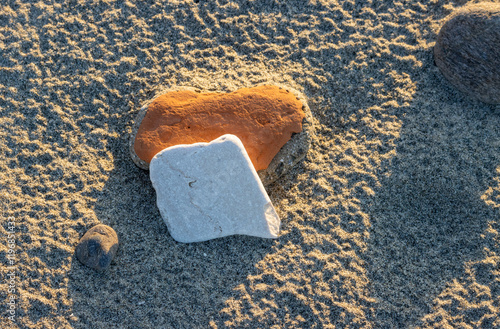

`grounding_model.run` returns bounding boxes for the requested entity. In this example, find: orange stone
[134,85,306,171]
